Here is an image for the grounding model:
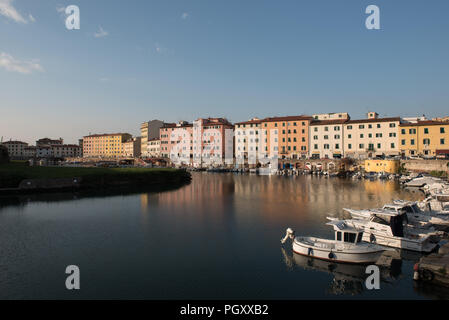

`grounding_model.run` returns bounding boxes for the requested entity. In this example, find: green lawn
[0,161,189,188]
